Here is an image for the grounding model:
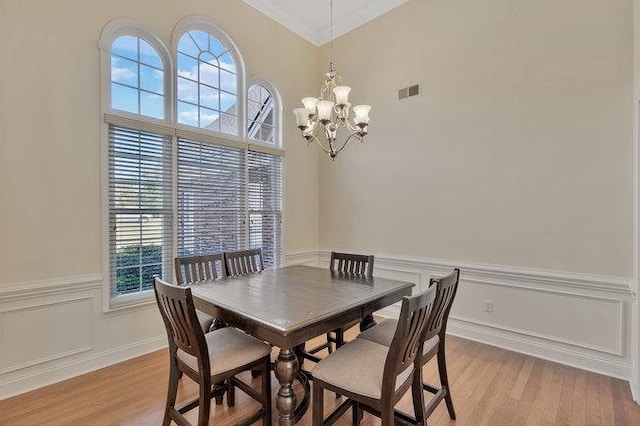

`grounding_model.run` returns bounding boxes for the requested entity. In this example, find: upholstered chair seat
[312,339,413,400]
[358,318,440,354]
[176,327,271,379]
